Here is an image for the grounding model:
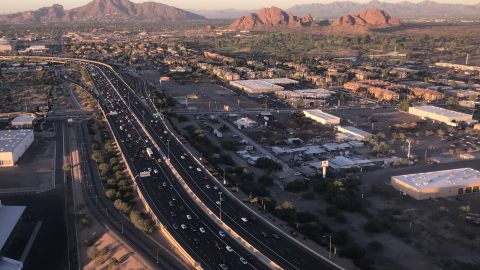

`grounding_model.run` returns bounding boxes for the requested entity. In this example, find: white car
[239,257,248,265]
[196,168,201,172]
[189,166,193,169]
[180,155,185,159]
[180,224,187,230]
[199,227,206,233]
[205,185,210,189]
[213,186,218,190]
[216,201,221,205]
[219,231,225,237]
[241,217,248,222]
[225,246,233,252]
[186,215,192,220]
